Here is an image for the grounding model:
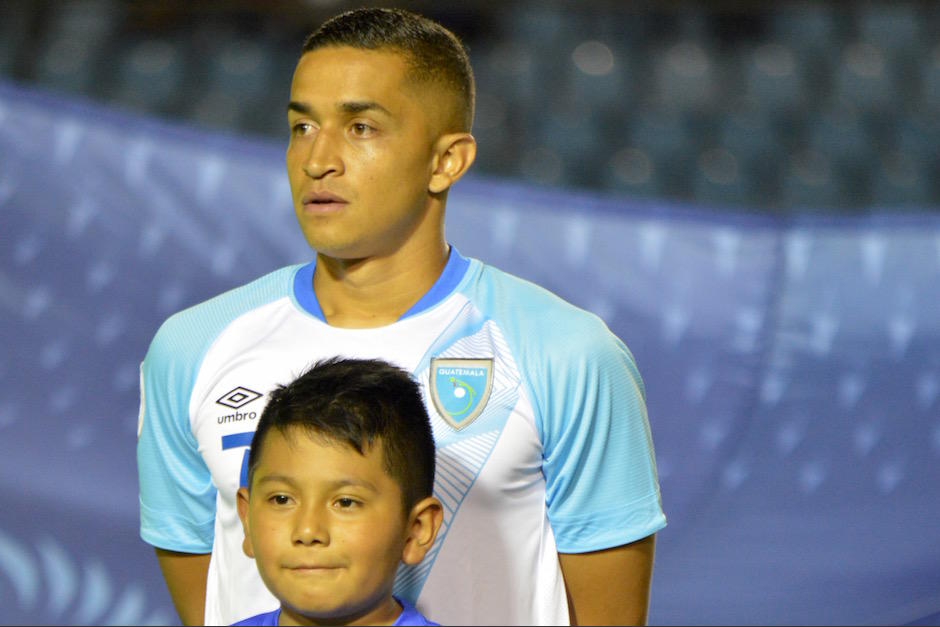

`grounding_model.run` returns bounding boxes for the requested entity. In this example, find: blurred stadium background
[1,1,939,626]
[3,0,940,212]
